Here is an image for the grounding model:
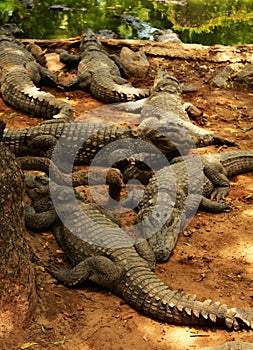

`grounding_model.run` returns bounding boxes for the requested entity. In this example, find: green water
[0,0,252,45]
